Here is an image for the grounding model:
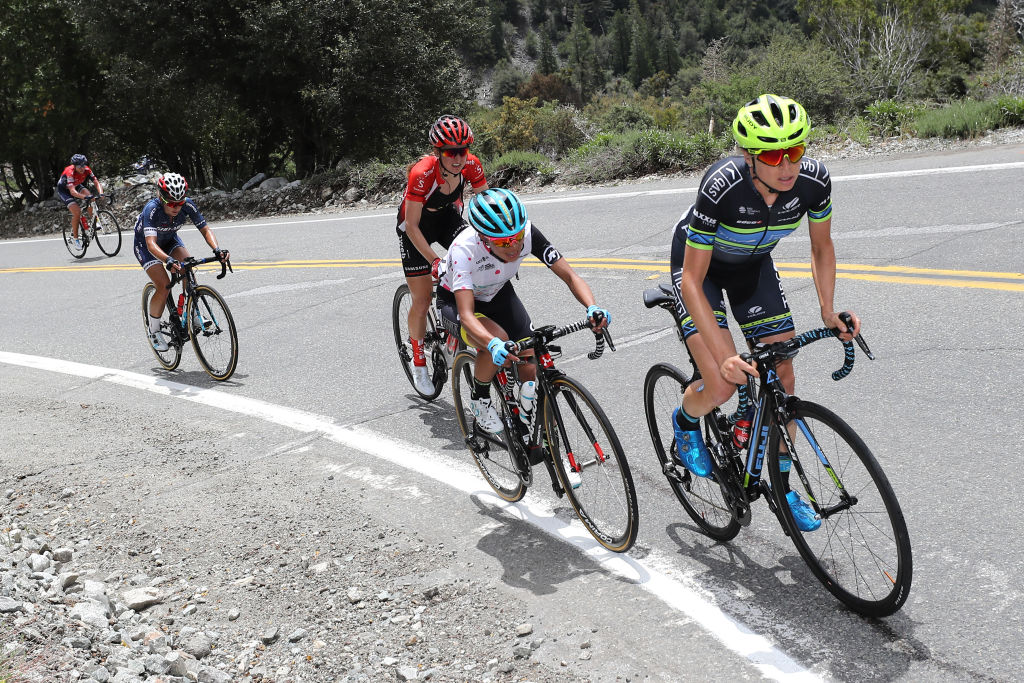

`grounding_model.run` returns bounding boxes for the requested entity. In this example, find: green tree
[566,4,601,99]
[539,23,560,73]
[627,0,655,85]
[607,10,632,75]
